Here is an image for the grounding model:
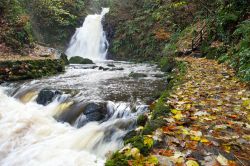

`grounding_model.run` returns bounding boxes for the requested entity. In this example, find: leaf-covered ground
[151,57,250,166]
